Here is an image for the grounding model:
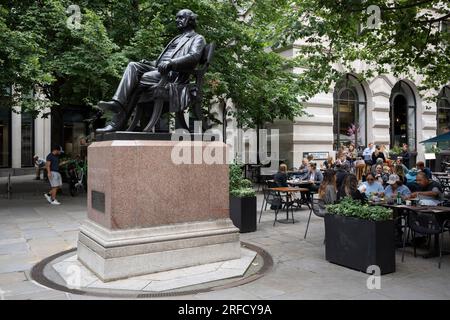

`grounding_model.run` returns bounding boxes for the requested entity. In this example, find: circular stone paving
[31,242,272,298]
